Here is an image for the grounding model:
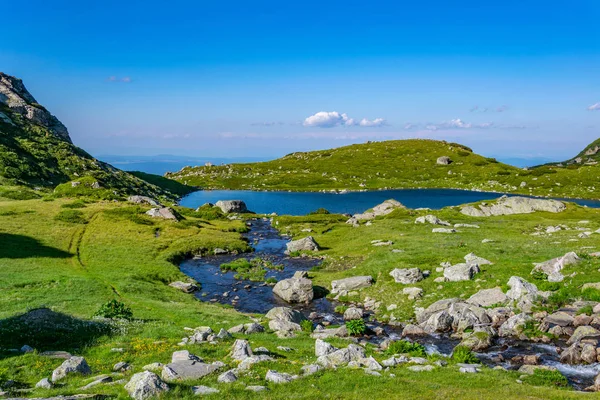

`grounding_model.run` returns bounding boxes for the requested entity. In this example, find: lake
[179,188,600,215]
